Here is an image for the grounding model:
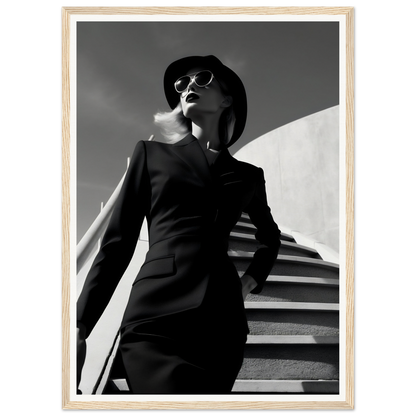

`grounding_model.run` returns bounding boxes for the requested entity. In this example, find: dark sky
[77,20,339,241]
